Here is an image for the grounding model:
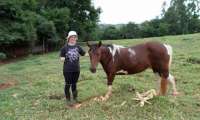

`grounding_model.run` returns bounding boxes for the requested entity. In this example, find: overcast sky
[93,0,170,24]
